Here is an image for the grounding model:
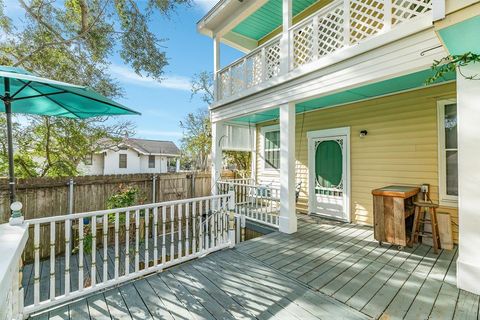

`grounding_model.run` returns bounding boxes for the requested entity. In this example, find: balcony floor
[30,216,477,320]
